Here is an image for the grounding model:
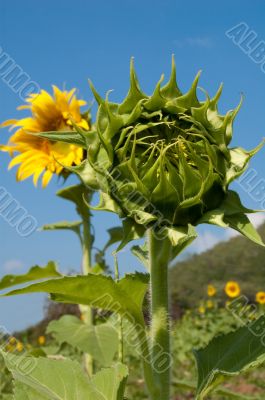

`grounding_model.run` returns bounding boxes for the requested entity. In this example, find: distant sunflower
[207,284,217,297]
[206,300,214,309]
[16,342,24,352]
[38,335,46,346]
[1,86,90,187]
[225,281,241,298]
[198,305,205,314]
[256,291,265,305]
